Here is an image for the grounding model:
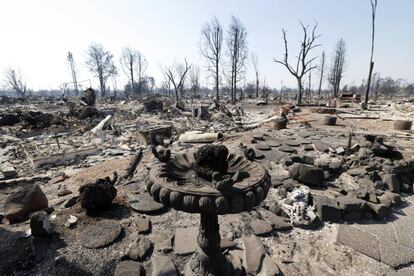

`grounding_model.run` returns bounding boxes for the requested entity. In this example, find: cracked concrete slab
[336,224,381,261]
